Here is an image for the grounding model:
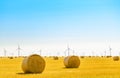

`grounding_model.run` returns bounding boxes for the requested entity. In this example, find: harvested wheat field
[0,56,120,78]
